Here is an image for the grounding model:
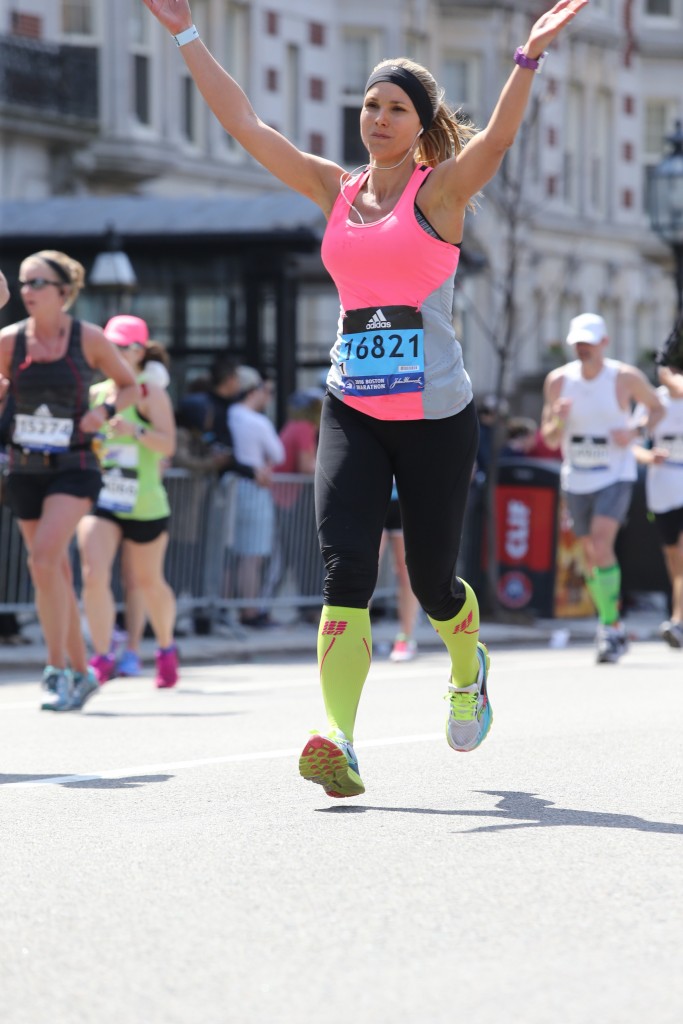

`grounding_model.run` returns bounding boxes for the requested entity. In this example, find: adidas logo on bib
[366,309,391,330]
